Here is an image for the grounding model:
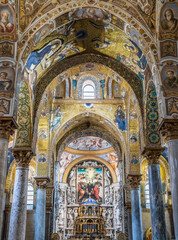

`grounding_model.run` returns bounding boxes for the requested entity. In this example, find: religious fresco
[23,18,149,87]
[137,0,156,33]
[0,66,15,97]
[33,54,144,121]
[52,82,66,99]
[0,42,14,57]
[161,65,178,96]
[97,152,119,171]
[33,24,53,46]
[19,0,56,32]
[77,166,103,203]
[160,40,177,58]
[69,8,110,21]
[68,136,111,151]
[166,97,178,117]
[159,2,178,40]
[0,98,10,114]
[59,152,82,168]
